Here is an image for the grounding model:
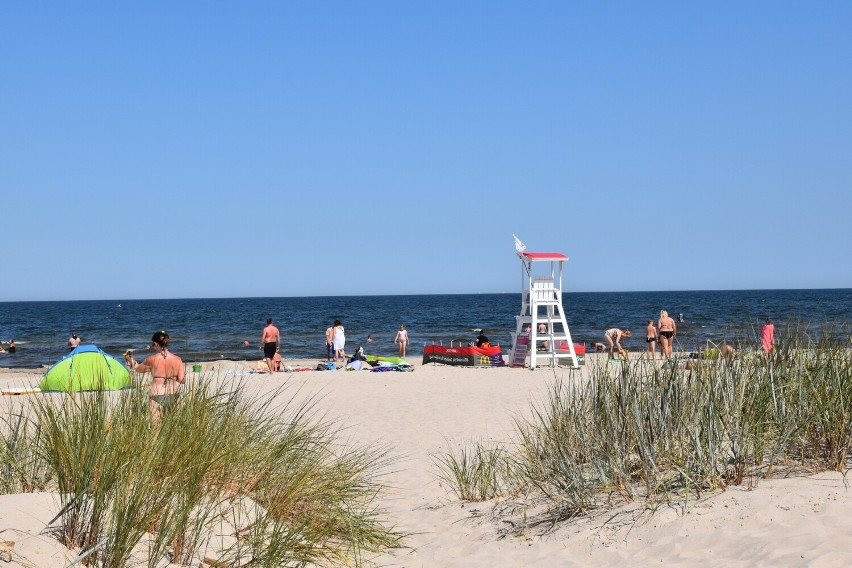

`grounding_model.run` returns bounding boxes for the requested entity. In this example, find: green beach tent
[39,344,132,392]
